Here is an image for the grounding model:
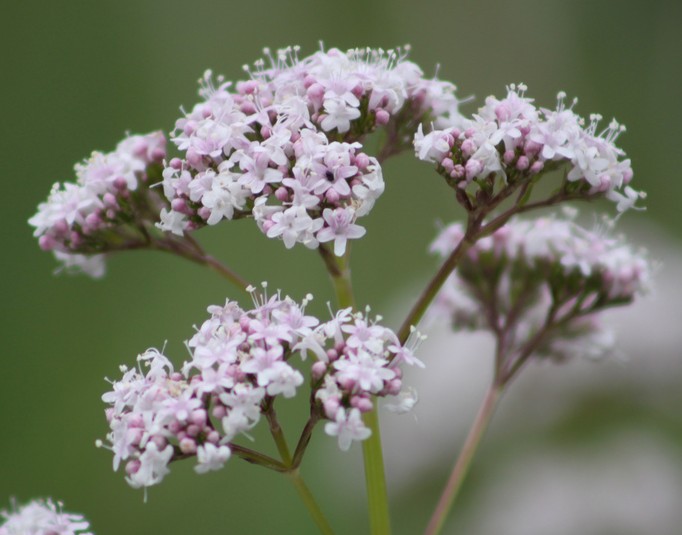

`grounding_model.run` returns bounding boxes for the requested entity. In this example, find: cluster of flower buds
[29,132,167,277]
[414,84,645,212]
[100,286,419,489]
[430,213,650,363]
[0,498,92,535]
[158,46,461,254]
